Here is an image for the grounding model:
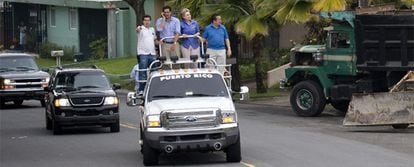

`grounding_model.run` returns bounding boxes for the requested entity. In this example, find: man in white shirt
[136,15,157,93]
